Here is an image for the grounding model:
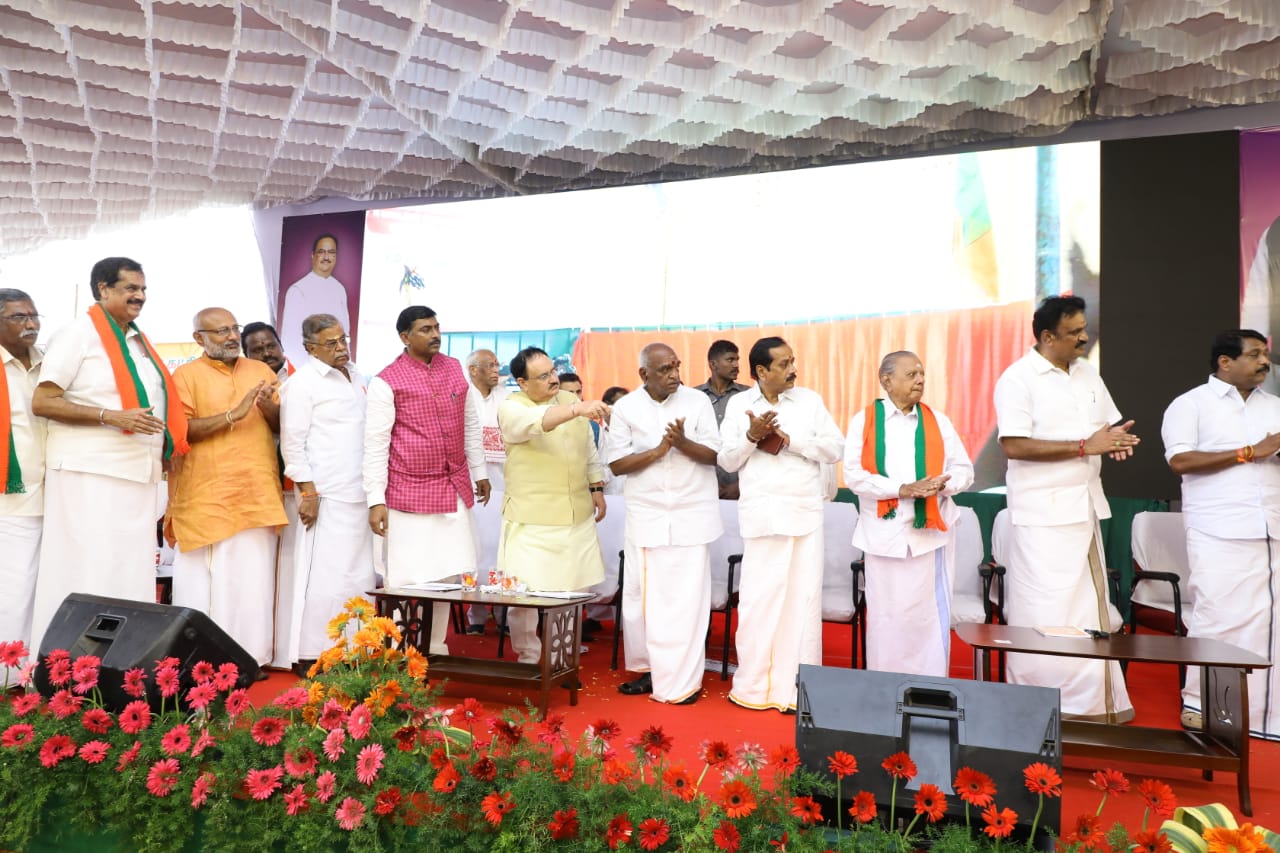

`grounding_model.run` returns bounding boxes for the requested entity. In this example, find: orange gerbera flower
[1023,762,1063,797]
[881,751,918,781]
[827,750,858,779]
[480,791,514,826]
[982,805,1018,839]
[663,764,696,802]
[405,646,428,679]
[1138,779,1178,821]
[789,795,823,824]
[1062,813,1108,851]
[1089,768,1130,796]
[914,783,947,822]
[954,767,996,808]
[1133,829,1175,853]
[1204,824,1273,853]
[849,791,877,823]
[720,779,758,819]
